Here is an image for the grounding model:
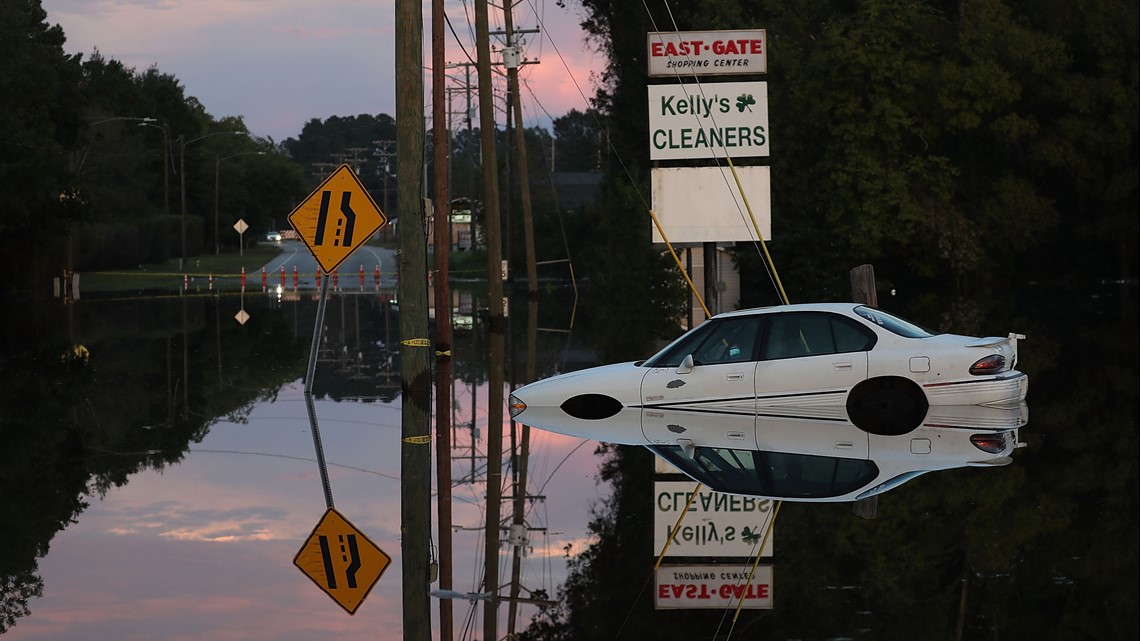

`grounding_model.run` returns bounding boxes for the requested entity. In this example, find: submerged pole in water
[431,0,455,635]
[474,0,506,637]
[396,0,431,637]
